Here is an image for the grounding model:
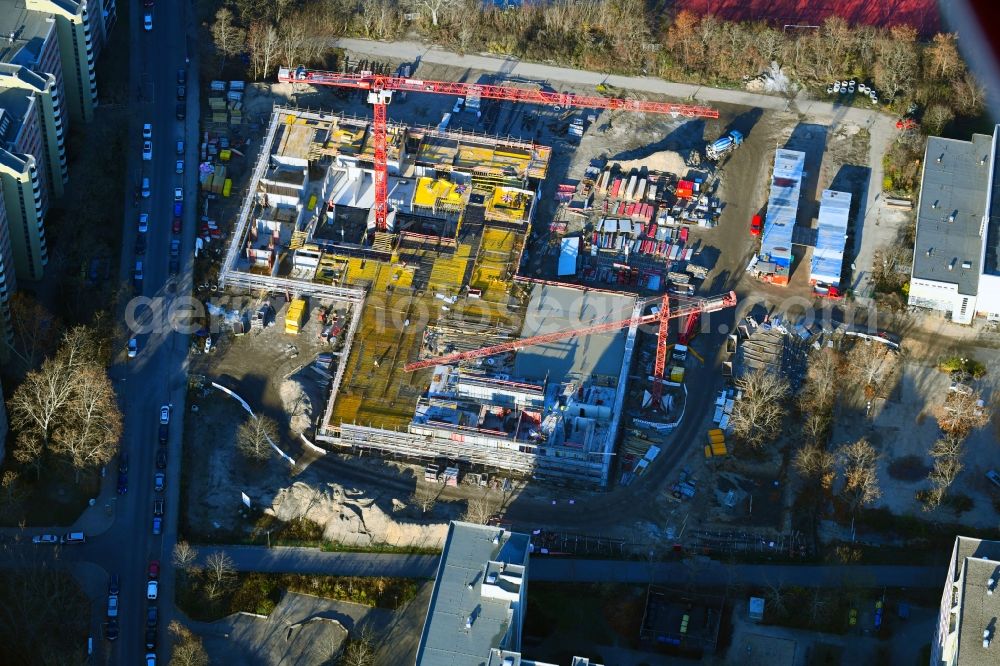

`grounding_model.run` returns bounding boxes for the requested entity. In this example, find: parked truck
[705,130,744,161]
